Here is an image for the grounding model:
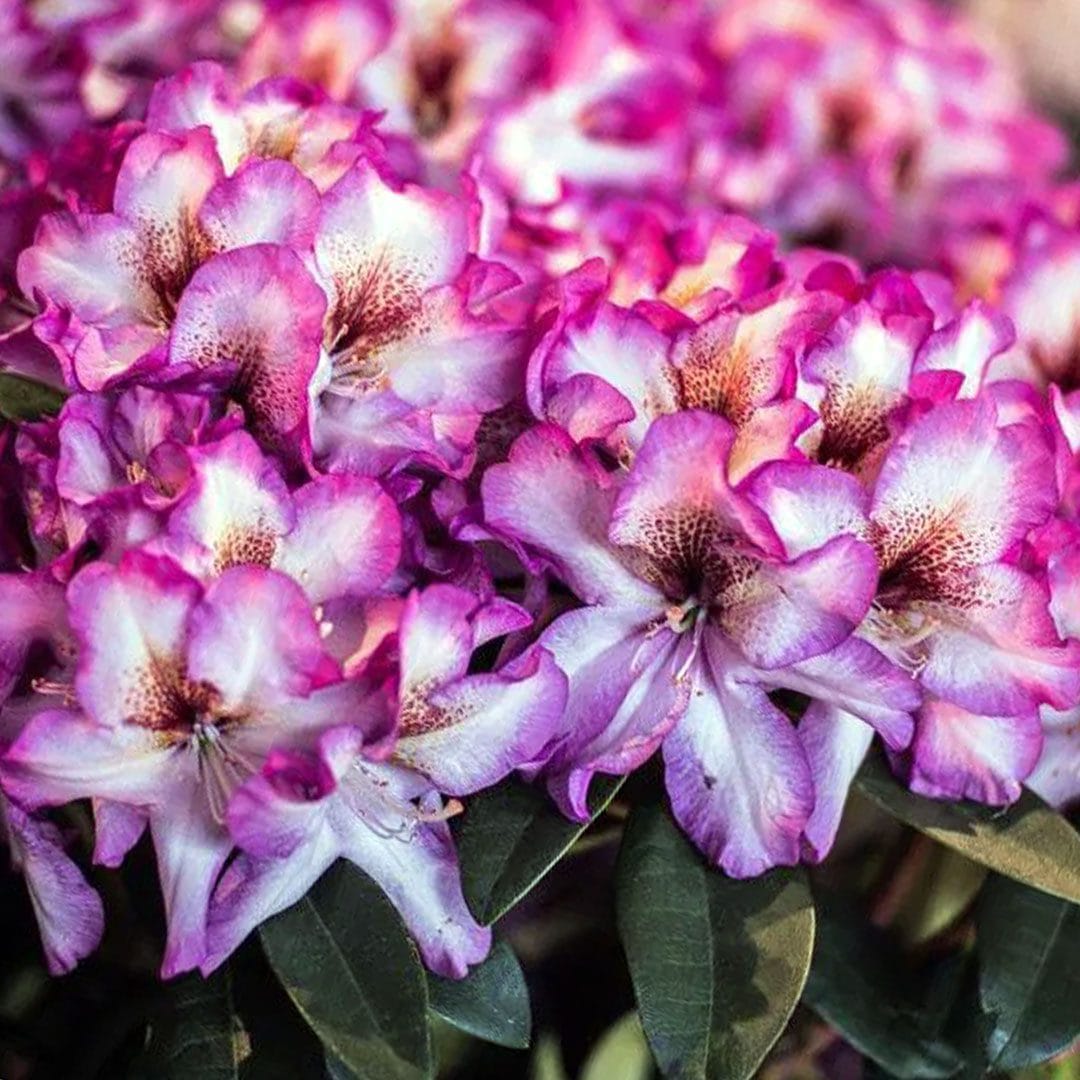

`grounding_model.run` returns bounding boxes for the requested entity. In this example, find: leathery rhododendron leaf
[805,893,965,1078]
[857,756,1080,905]
[976,874,1080,1070]
[427,939,532,1050]
[132,967,244,1080]
[616,800,814,1080]
[0,373,65,421]
[454,775,625,925]
[259,861,432,1080]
